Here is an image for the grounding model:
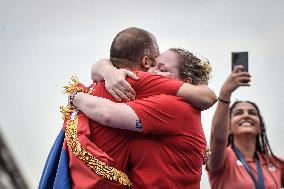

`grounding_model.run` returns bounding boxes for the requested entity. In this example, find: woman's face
[148,50,180,79]
[230,102,261,137]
